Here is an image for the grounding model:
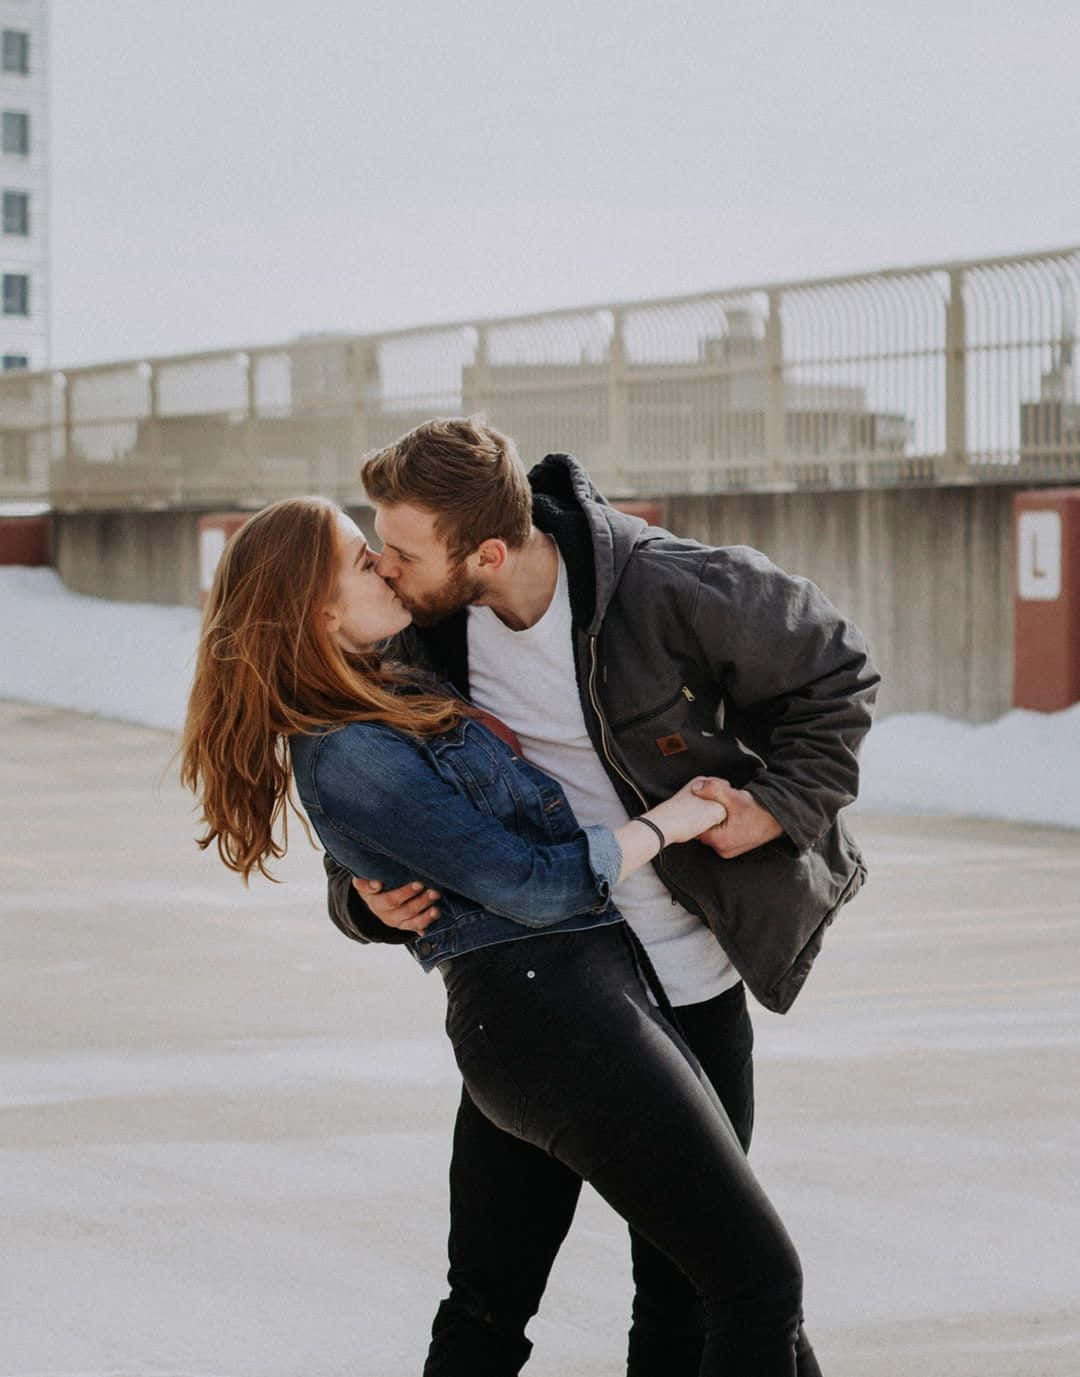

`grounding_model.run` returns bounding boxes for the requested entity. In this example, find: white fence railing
[2,245,1078,509]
